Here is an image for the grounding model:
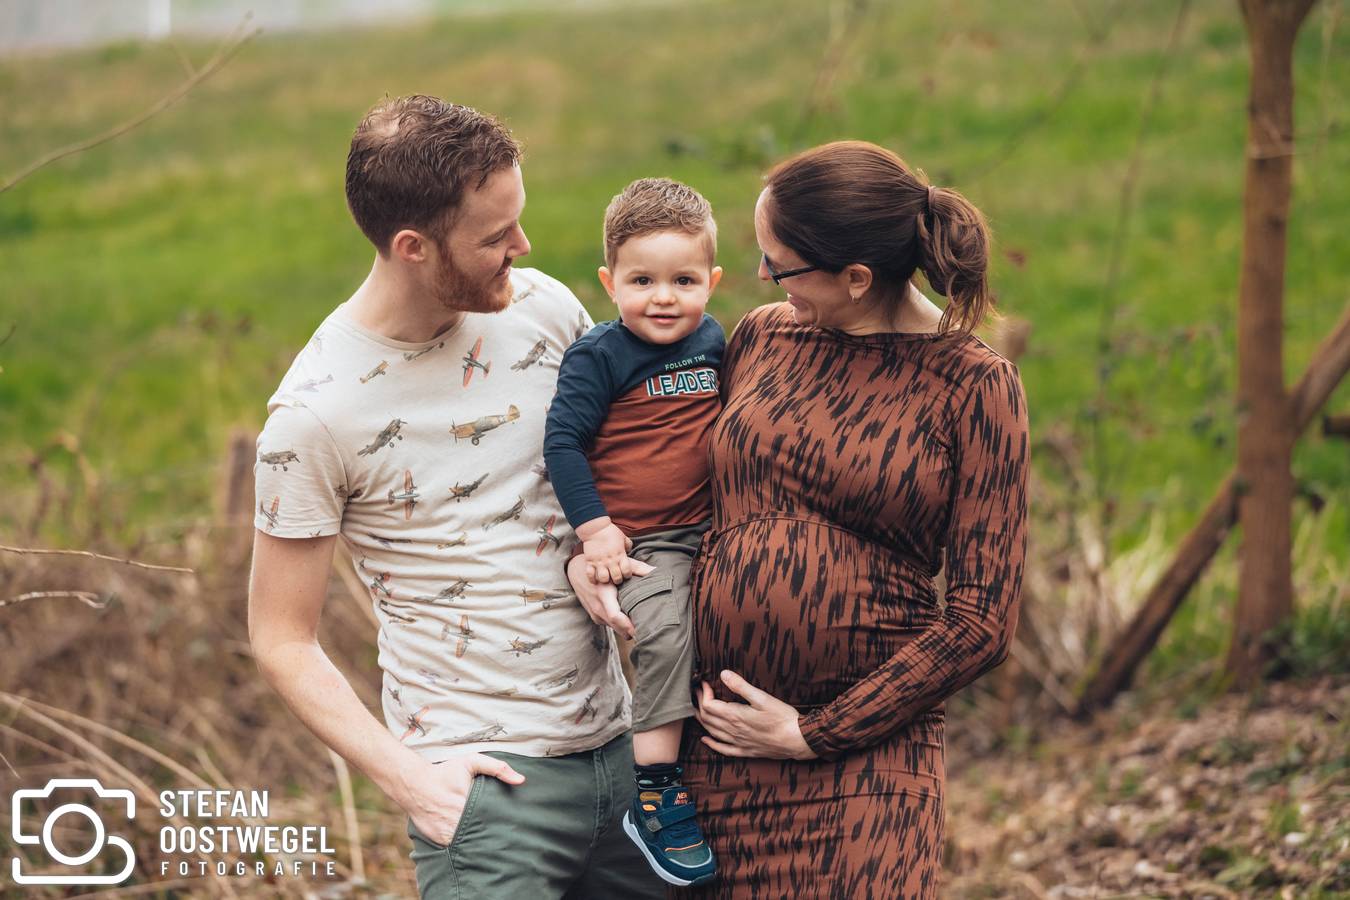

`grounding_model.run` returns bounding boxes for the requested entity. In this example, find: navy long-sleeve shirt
[544,315,725,534]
